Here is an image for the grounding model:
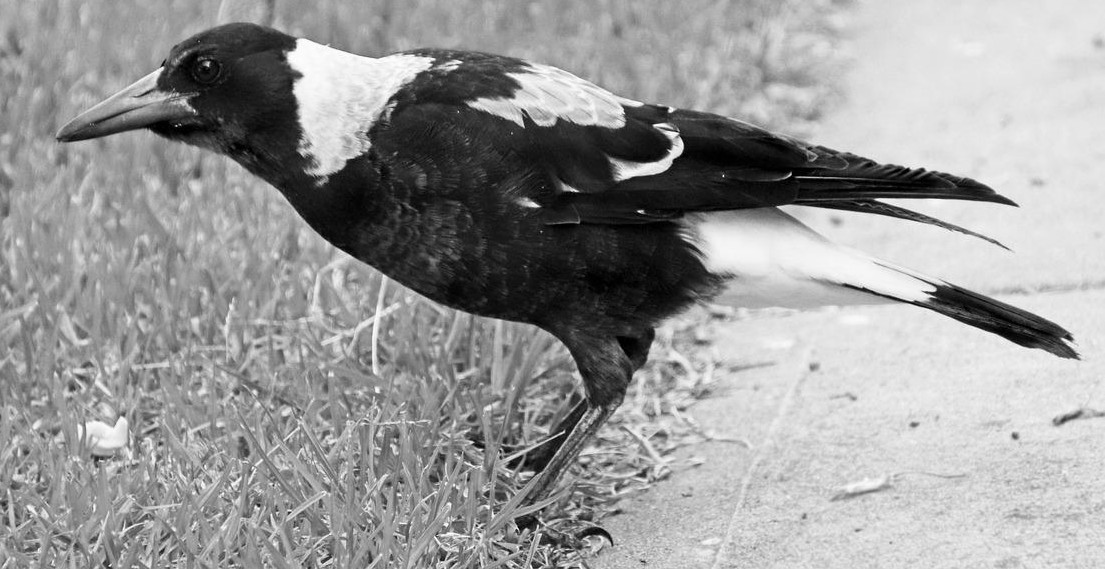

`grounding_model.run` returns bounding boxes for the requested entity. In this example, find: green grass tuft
[0,0,847,566]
